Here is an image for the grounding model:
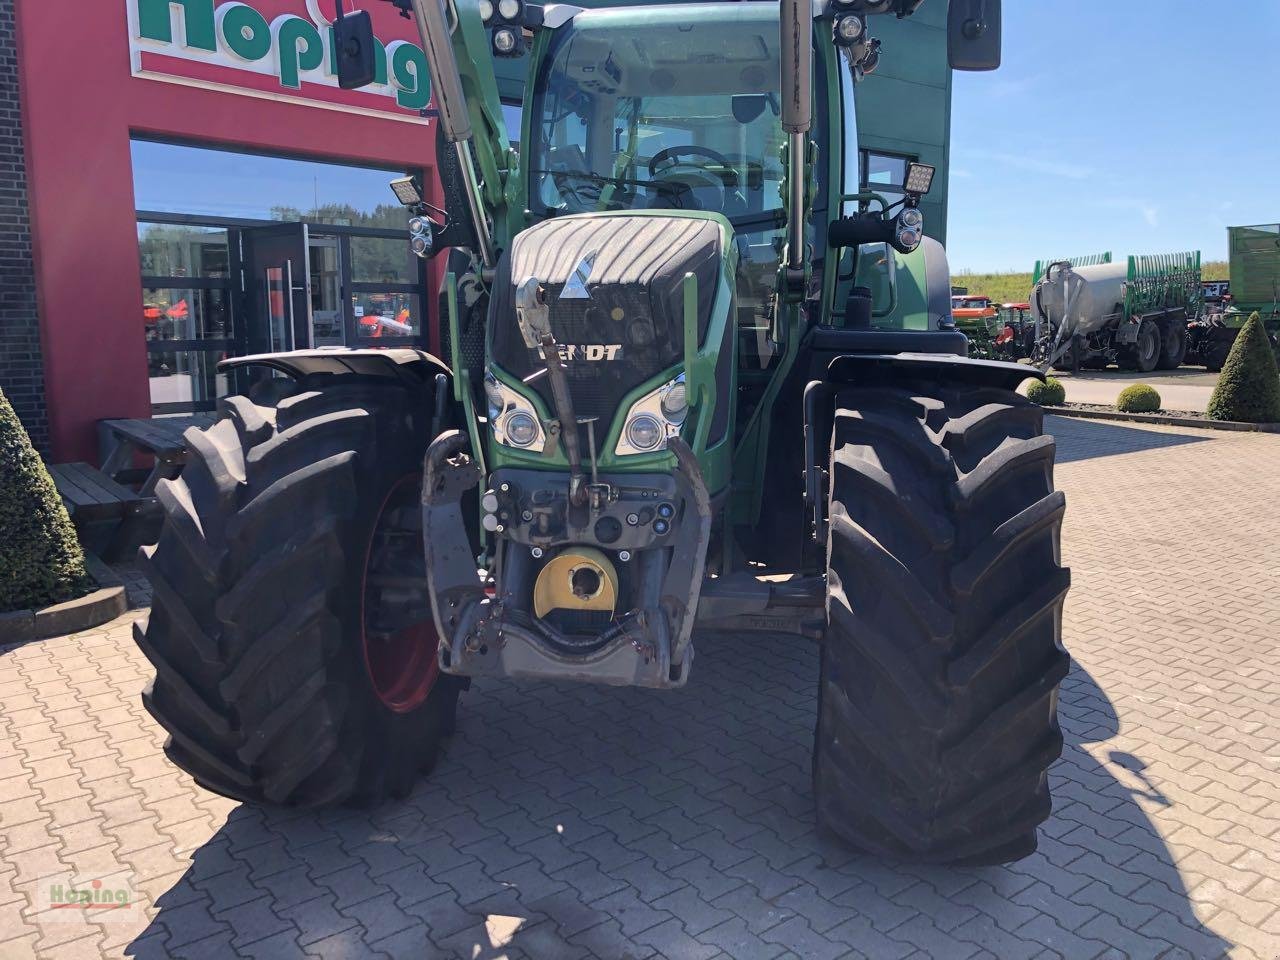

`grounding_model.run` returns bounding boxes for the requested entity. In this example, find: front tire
[135,381,460,807]
[814,384,1070,864]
